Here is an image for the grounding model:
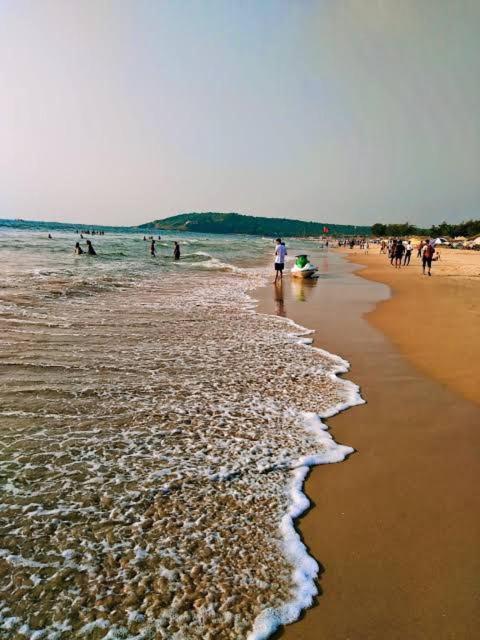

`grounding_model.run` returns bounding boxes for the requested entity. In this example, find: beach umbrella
[472,236,480,246]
